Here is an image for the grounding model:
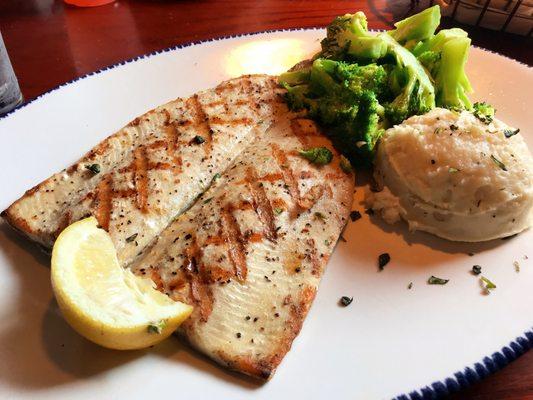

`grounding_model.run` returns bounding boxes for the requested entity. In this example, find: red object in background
[64,0,115,7]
